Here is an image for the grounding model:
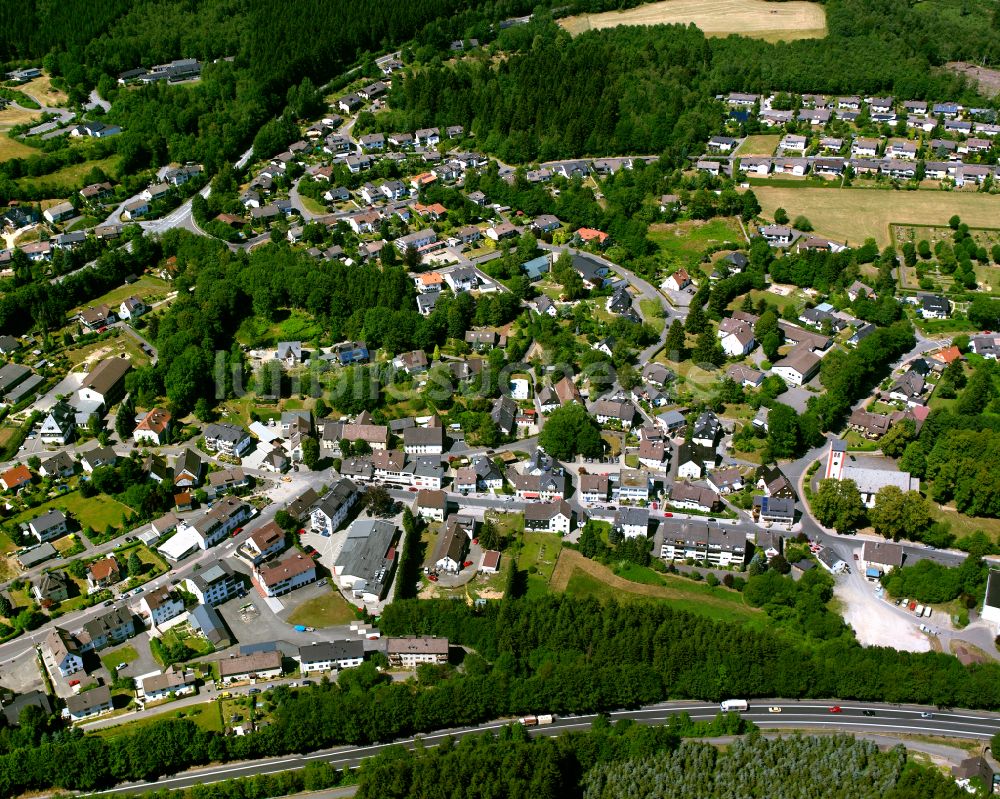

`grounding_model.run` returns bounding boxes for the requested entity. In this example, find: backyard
[93,701,222,738]
[11,491,130,532]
